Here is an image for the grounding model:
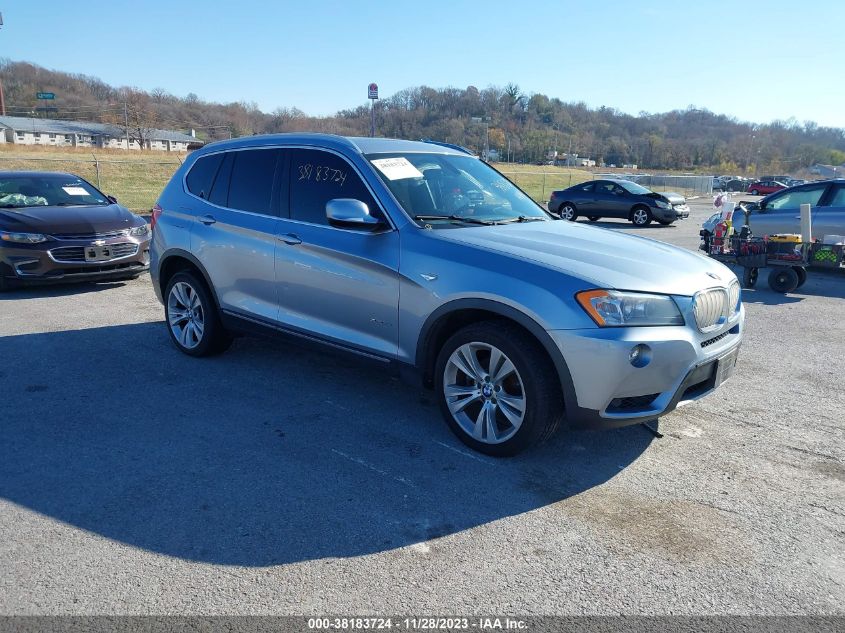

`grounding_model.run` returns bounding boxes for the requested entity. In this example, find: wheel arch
[415,298,576,409]
[158,249,221,310]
